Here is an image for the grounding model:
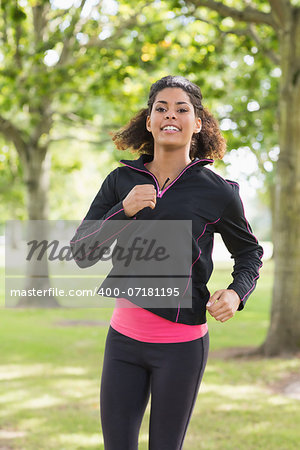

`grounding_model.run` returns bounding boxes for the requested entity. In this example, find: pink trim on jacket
[176,217,221,323]
[70,208,136,244]
[143,159,213,197]
[73,221,134,261]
